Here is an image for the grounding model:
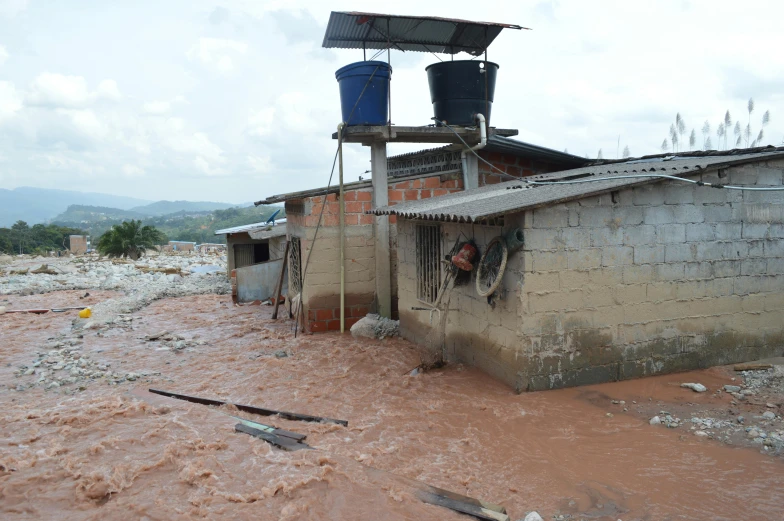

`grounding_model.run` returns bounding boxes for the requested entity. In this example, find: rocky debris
[521,512,544,521]
[649,415,662,426]
[274,350,288,358]
[350,313,400,339]
[0,253,230,300]
[763,411,776,420]
[724,385,742,393]
[681,382,707,393]
[142,331,204,352]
